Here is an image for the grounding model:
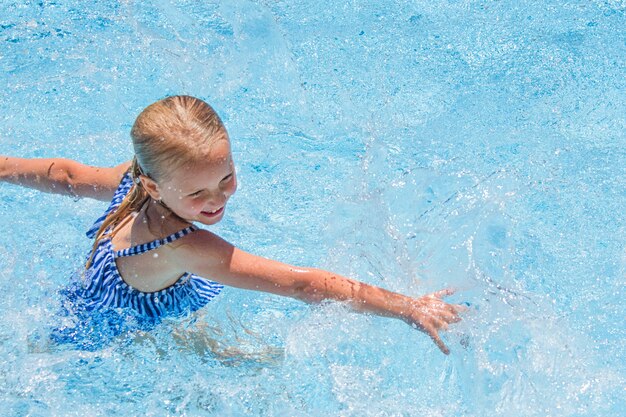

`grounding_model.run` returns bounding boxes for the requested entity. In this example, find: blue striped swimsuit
[52,172,223,349]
